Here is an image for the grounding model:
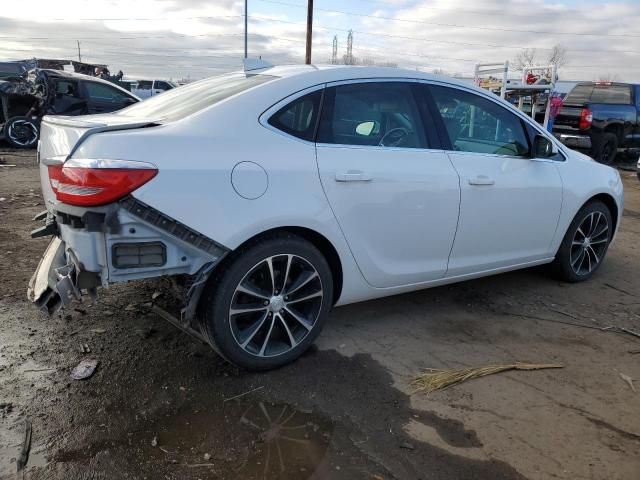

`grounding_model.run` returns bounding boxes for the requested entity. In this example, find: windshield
[119,73,276,122]
[565,83,632,105]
